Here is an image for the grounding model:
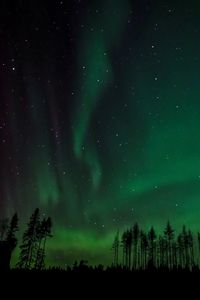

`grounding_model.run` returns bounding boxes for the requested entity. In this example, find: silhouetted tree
[18,208,40,269]
[6,213,18,246]
[35,217,52,270]
[182,225,190,268]
[126,229,132,269]
[164,221,174,269]
[7,213,18,256]
[112,230,119,267]
[140,230,148,269]
[121,229,132,269]
[121,231,128,267]
[148,227,156,268]
[132,223,139,269]
[157,235,166,268]
[172,241,178,268]
[177,232,184,268]
[188,230,194,269]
